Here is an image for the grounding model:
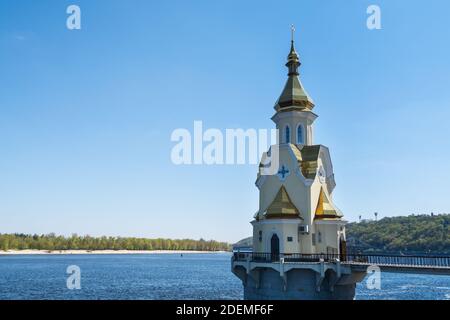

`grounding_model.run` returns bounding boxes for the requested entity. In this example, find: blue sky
[1,0,450,243]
